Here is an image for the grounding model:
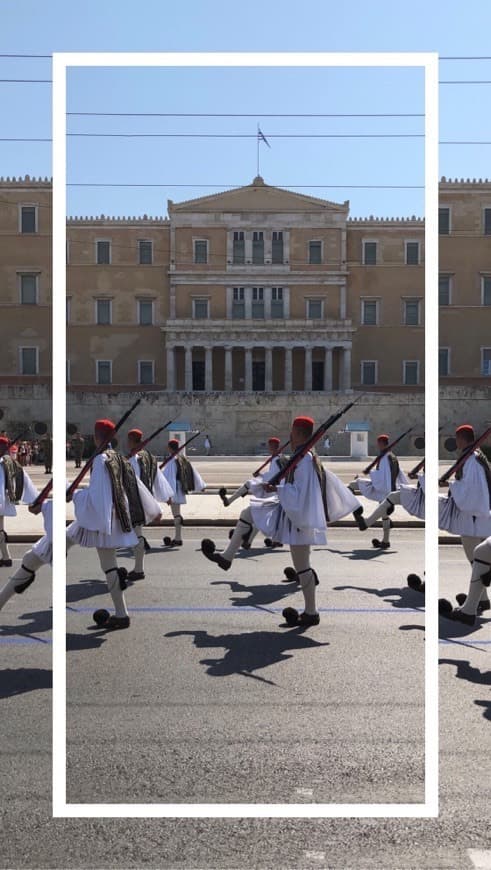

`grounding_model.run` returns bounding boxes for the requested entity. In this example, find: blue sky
[1,0,491,218]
